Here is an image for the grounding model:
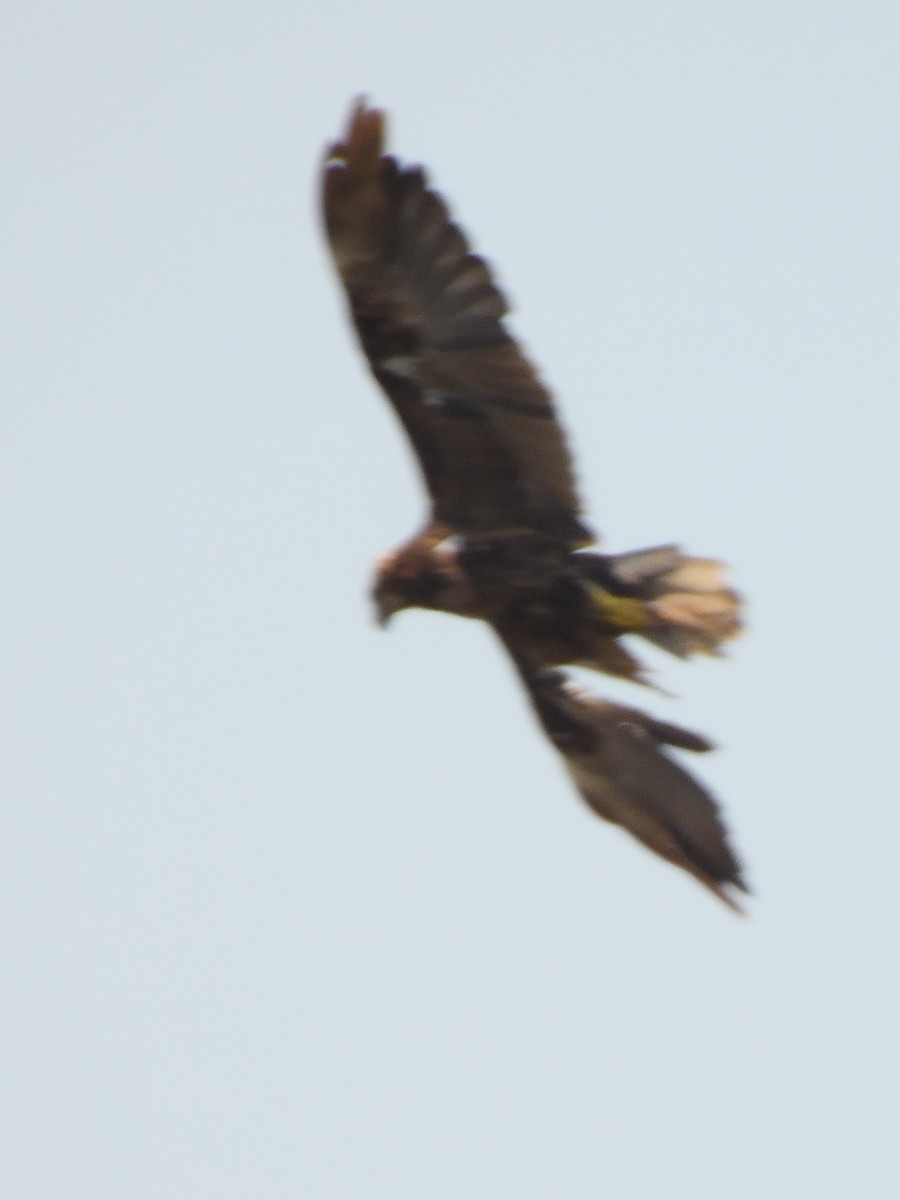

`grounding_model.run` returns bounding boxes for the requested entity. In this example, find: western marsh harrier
[322,101,748,911]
